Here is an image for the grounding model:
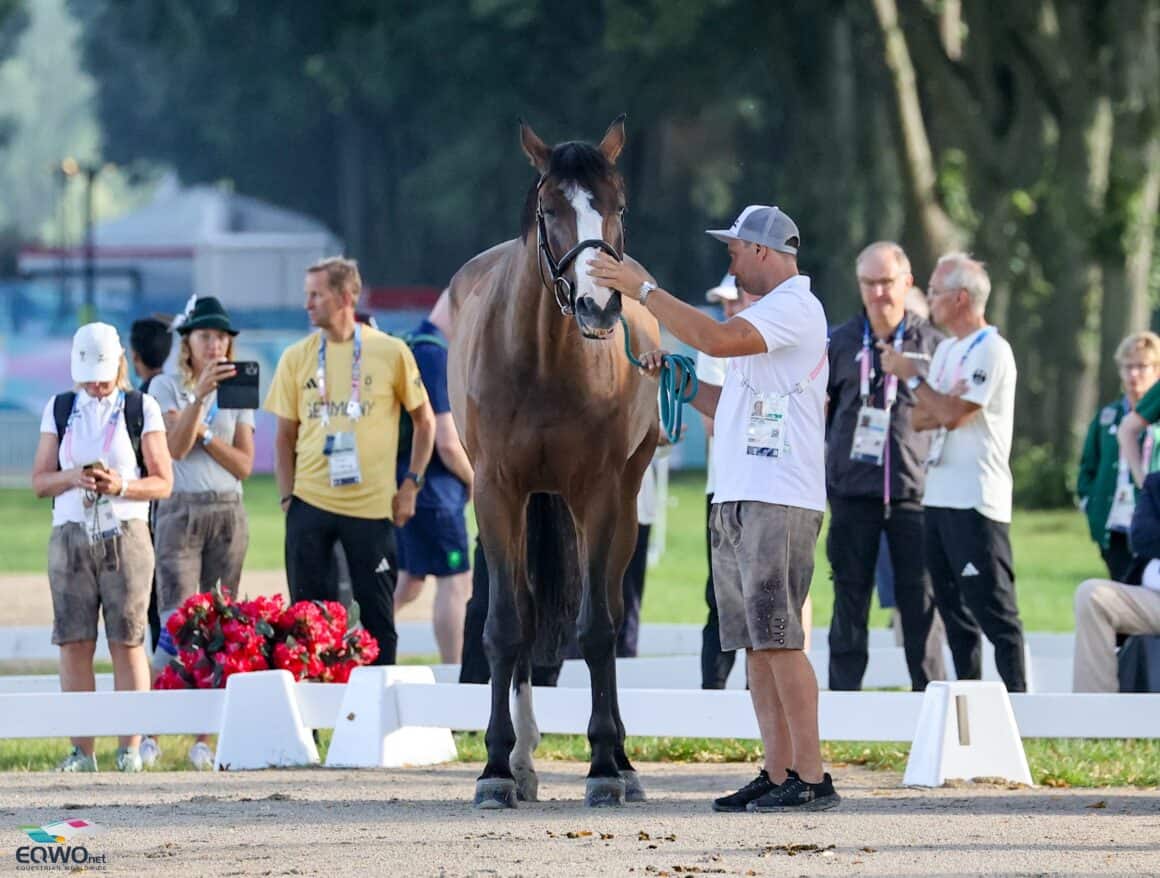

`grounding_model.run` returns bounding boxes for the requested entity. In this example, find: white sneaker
[188,741,215,771]
[56,747,97,773]
[115,747,143,773]
[139,736,161,767]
